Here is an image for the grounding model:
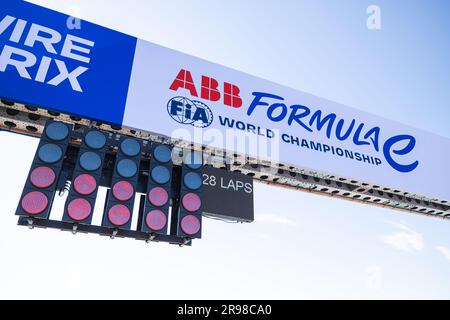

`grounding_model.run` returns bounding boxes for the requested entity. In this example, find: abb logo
[169,69,242,108]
